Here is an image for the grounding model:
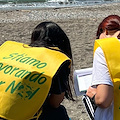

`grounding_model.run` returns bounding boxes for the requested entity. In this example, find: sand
[0,2,120,120]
